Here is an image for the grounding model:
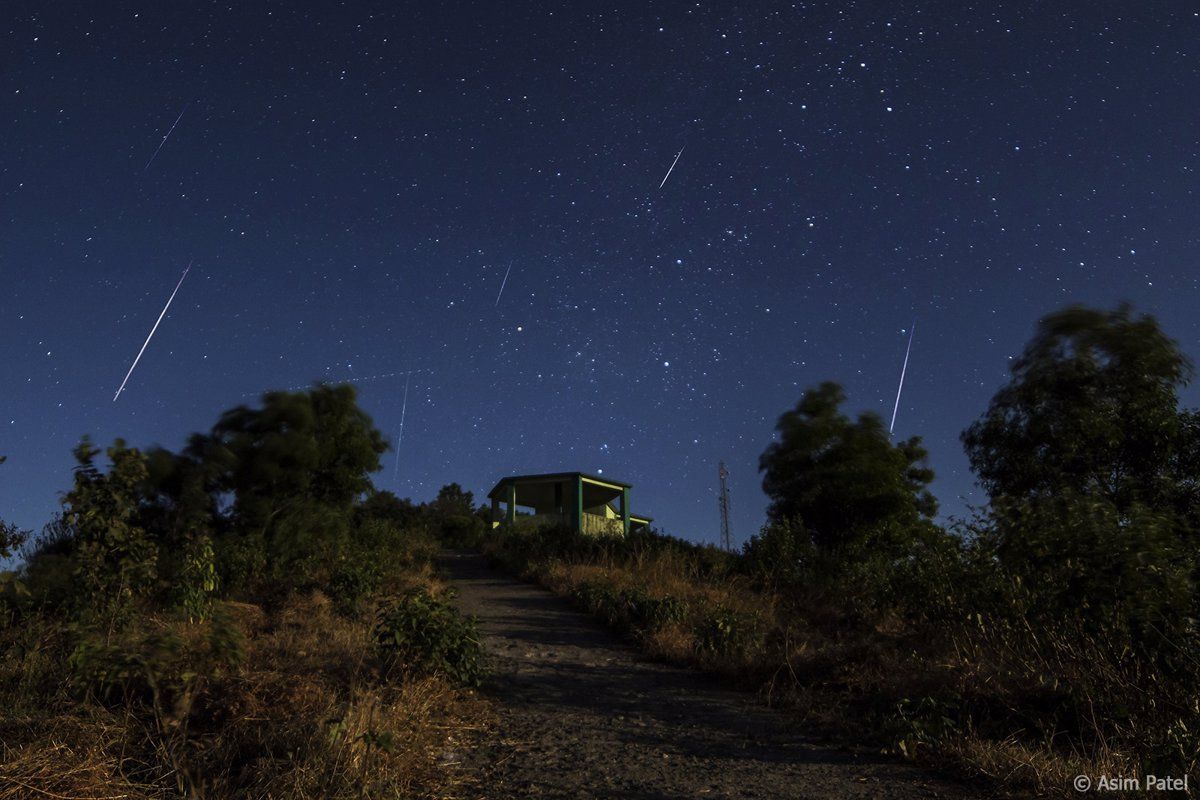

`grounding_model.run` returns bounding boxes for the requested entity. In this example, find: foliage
[67,609,244,711]
[0,384,482,799]
[741,517,812,587]
[16,517,78,611]
[962,304,1196,517]
[693,603,762,658]
[430,482,476,516]
[971,493,1196,656]
[0,518,29,562]
[177,534,219,623]
[374,589,485,687]
[63,438,158,622]
[569,580,689,634]
[200,385,387,588]
[0,520,31,622]
[357,489,423,531]
[329,557,383,616]
[425,482,489,547]
[759,381,937,555]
